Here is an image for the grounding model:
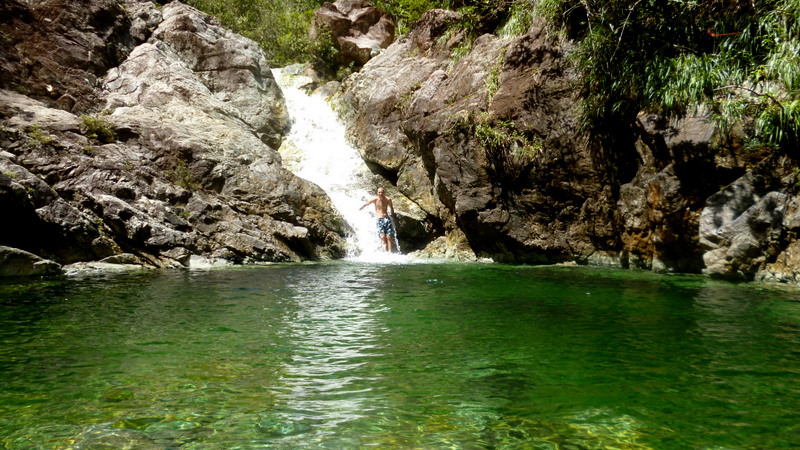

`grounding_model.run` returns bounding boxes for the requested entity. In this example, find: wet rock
[63,261,150,277]
[0,246,61,277]
[100,252,147,265]
[407,229,478,261]
[188,254,234,268]
[393,212,433,253]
